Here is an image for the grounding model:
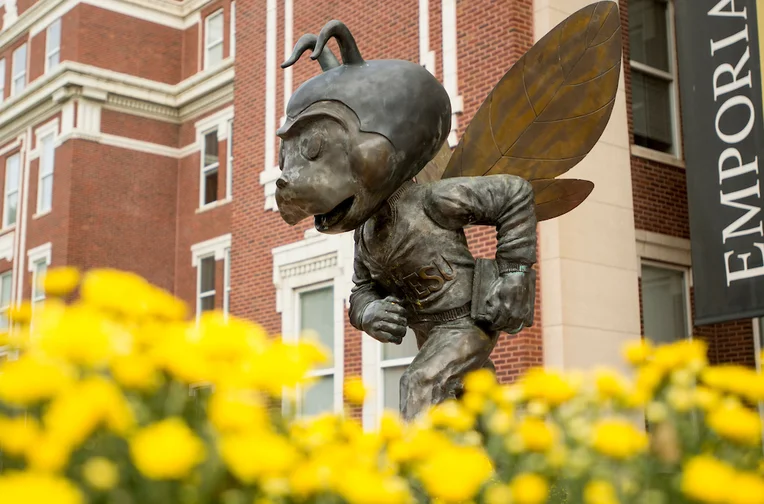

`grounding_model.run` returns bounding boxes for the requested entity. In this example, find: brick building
[0,0,758,427]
